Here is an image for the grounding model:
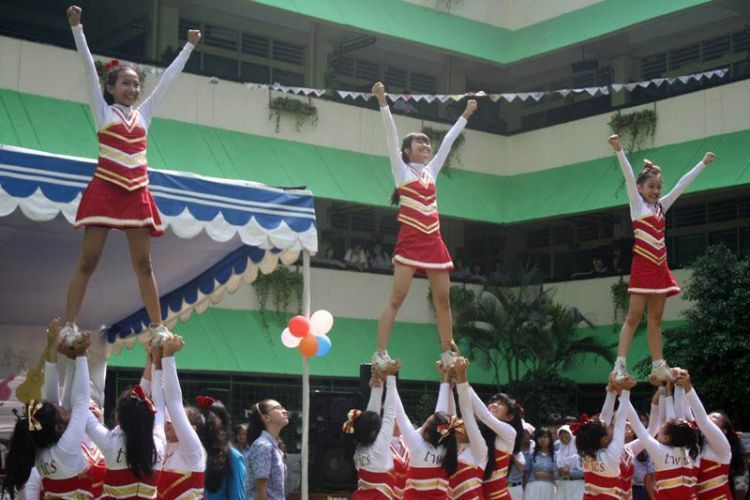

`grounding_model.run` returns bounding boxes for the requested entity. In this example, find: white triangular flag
[611,84,624,93]
[584,87,599,96]
[652,78,666,87]
[530,92,544,101]
[624,83,638,92]
[501,93,517,102]
[556,89,571,97]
